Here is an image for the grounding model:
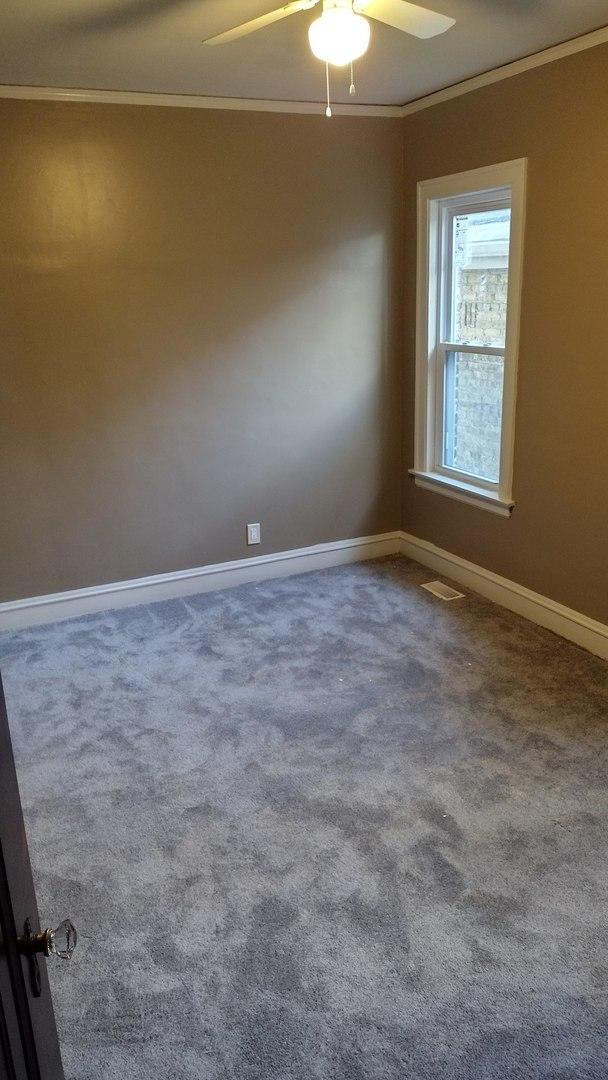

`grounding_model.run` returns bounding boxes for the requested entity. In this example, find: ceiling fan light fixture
[308,5,371,67]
